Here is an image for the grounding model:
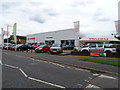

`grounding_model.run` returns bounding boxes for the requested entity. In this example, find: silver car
[50,44,63,53]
